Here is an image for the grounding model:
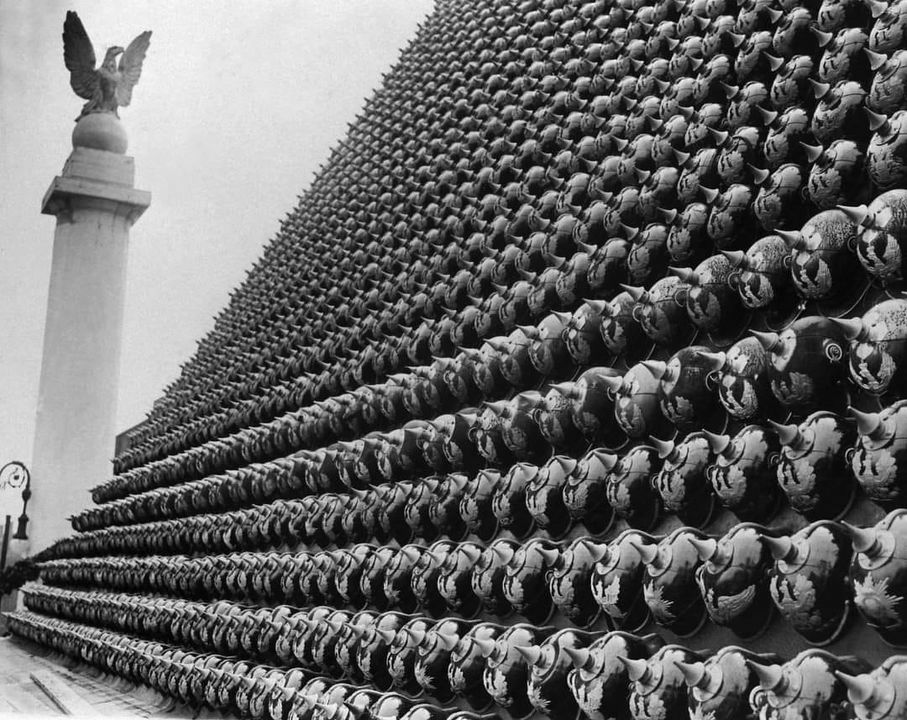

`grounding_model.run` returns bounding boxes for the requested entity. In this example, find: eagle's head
[102,46,125,69]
